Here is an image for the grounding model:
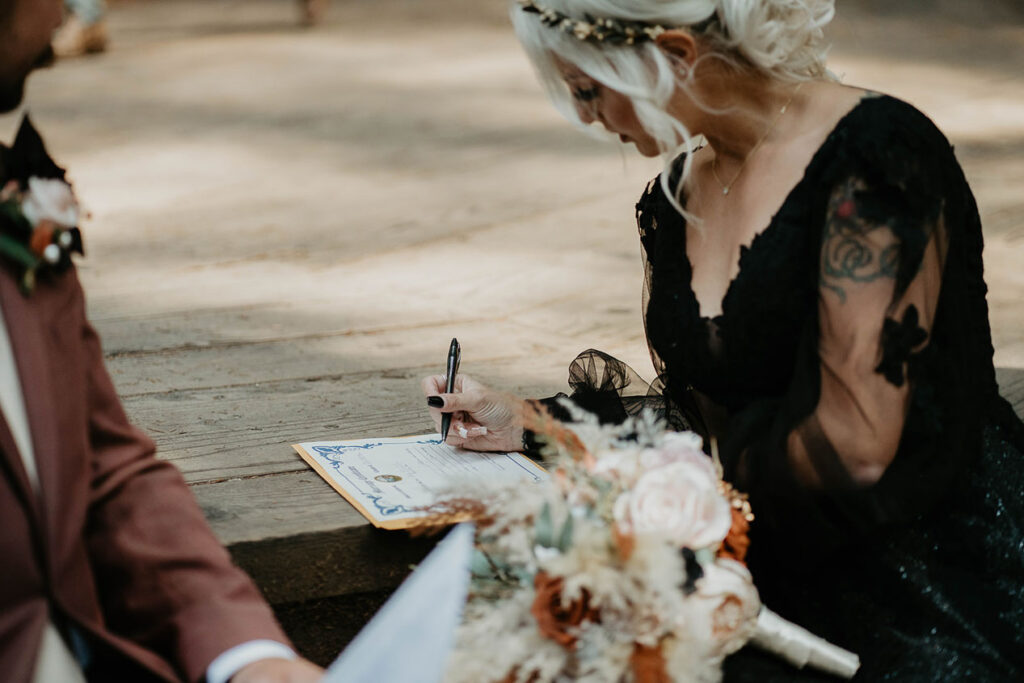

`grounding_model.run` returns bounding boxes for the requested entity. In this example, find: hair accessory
[517,0,668,45]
